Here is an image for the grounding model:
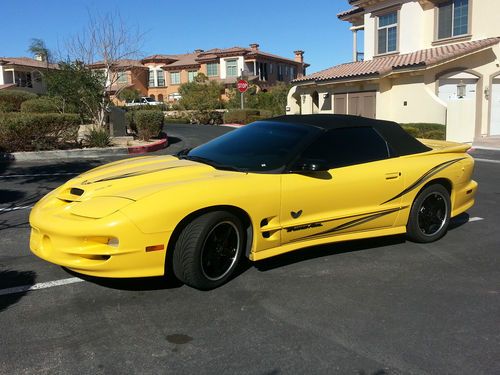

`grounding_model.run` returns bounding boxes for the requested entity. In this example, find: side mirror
[290,158,329,173]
